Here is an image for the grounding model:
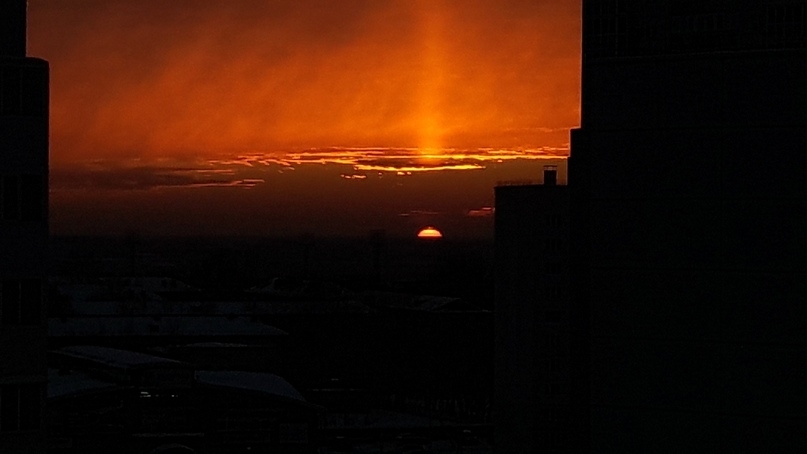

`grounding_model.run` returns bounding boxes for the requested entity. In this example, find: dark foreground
[48,235,495,453]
